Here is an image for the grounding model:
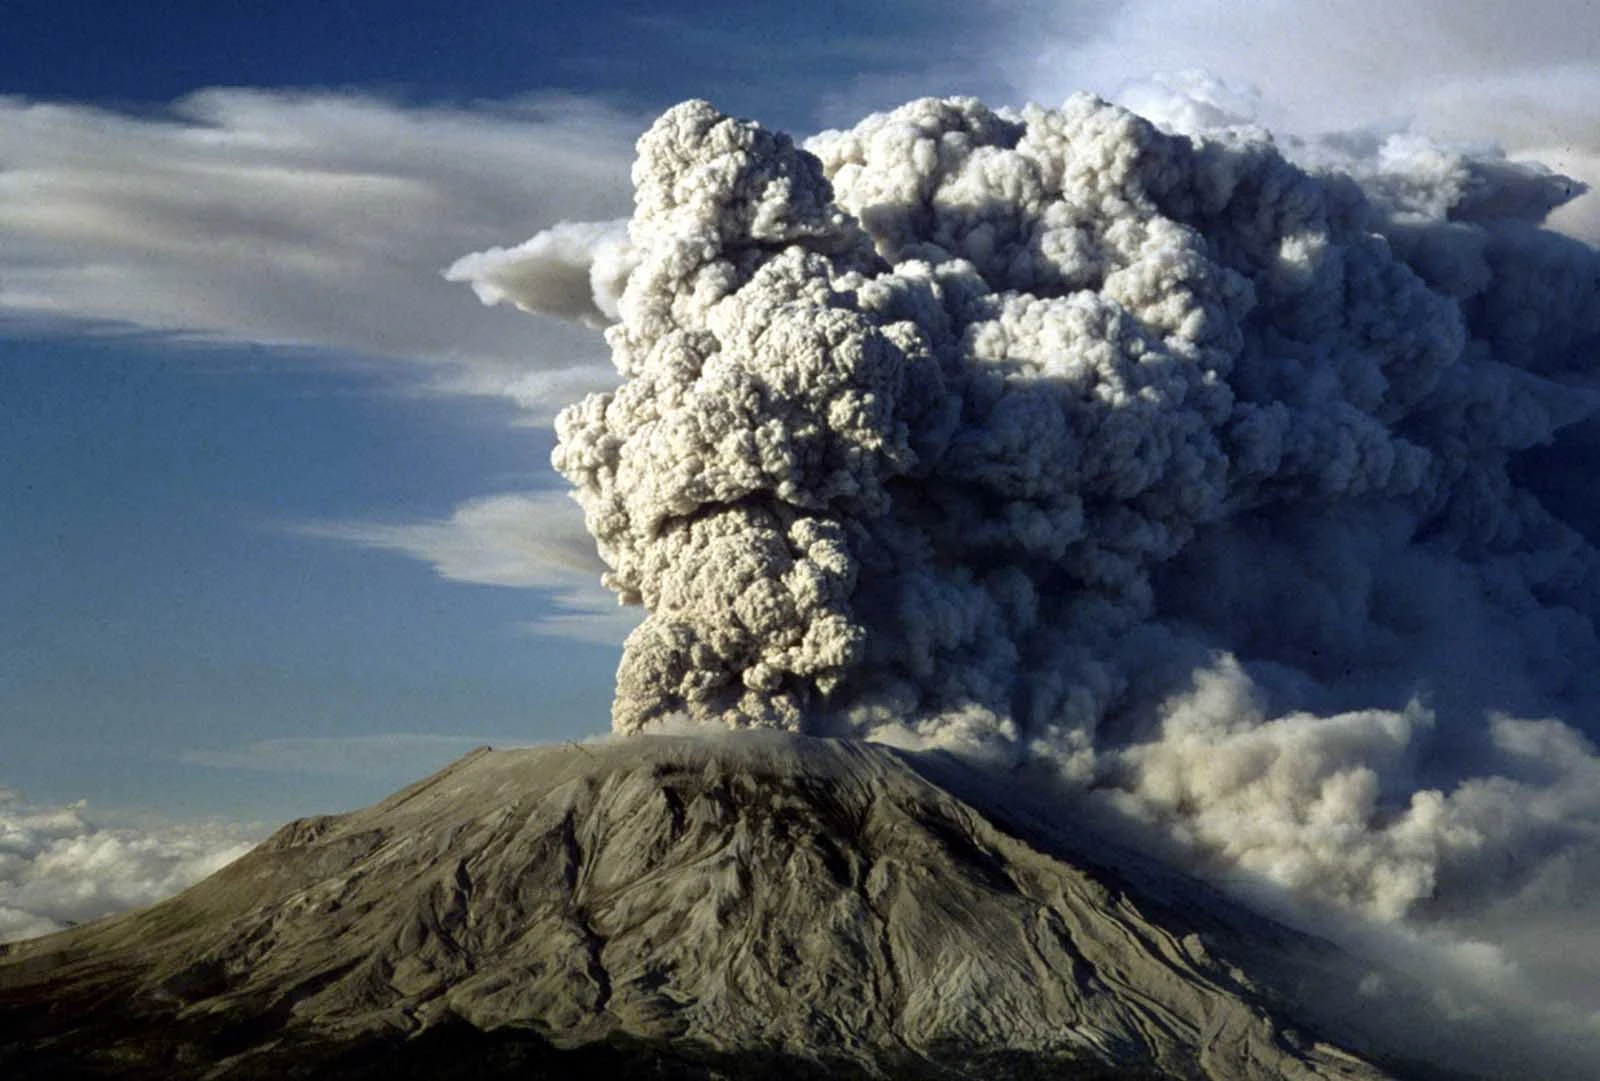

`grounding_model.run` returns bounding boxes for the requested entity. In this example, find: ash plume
[454,90,1600,1048]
